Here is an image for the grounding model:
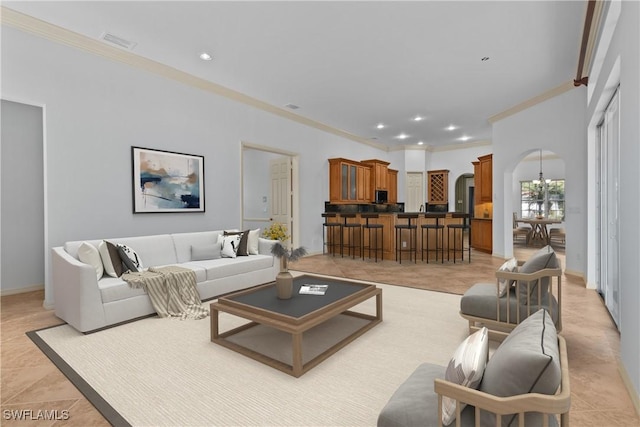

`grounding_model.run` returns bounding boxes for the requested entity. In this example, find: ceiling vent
[100,32,137,50]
